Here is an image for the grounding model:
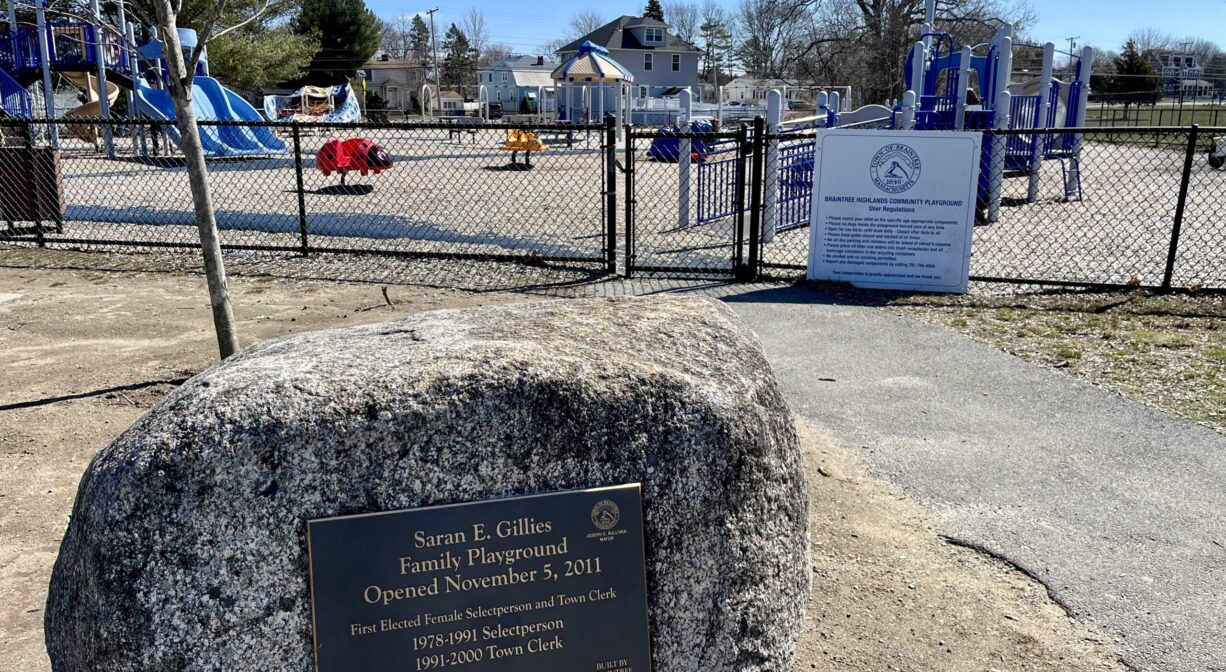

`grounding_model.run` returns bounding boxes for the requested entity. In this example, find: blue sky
[362,0,1225,56]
